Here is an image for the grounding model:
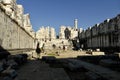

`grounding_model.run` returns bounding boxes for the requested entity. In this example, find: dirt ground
[16,50,89,80]
[3,49,118,80]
